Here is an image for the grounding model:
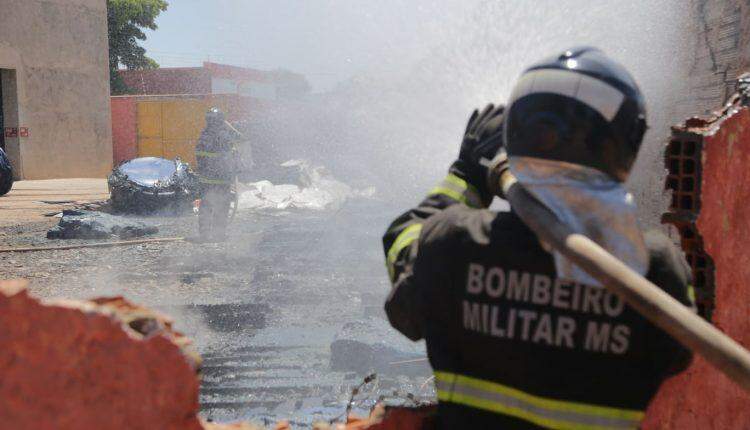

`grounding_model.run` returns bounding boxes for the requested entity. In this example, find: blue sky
[142,0,477,92]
